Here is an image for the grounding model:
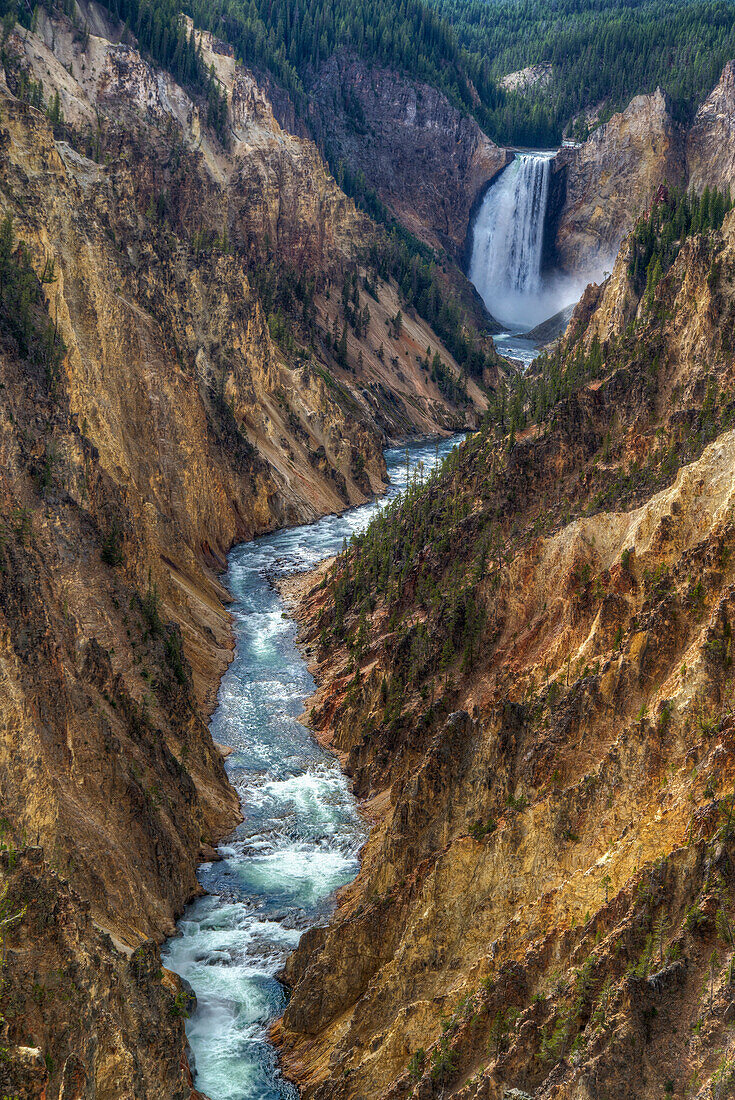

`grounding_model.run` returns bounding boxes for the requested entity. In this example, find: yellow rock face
[273,209,735,1100]
[553,90,685,278]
